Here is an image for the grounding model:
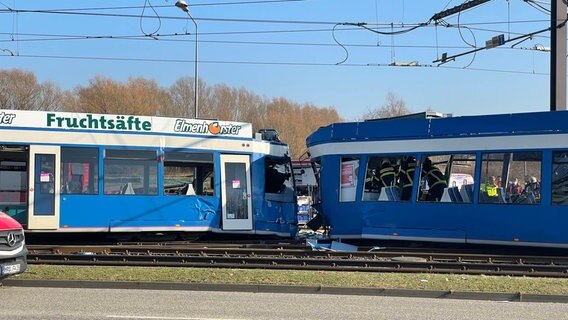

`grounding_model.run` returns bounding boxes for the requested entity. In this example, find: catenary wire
[0,52,549,76]
[27,0,310,12]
